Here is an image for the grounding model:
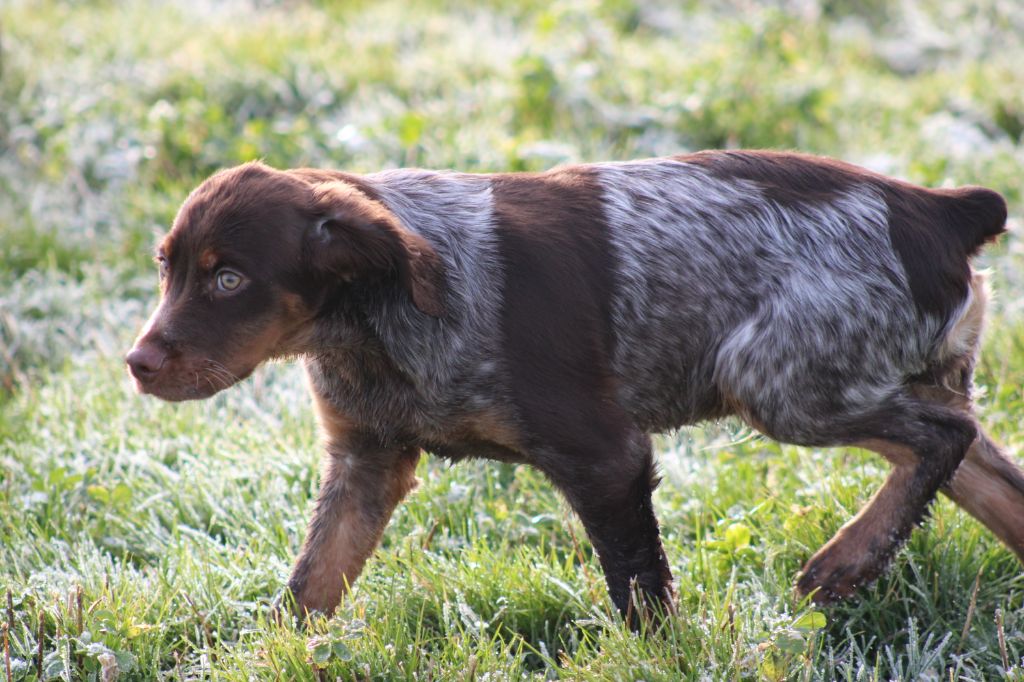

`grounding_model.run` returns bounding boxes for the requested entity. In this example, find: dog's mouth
[127,352,247,402]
